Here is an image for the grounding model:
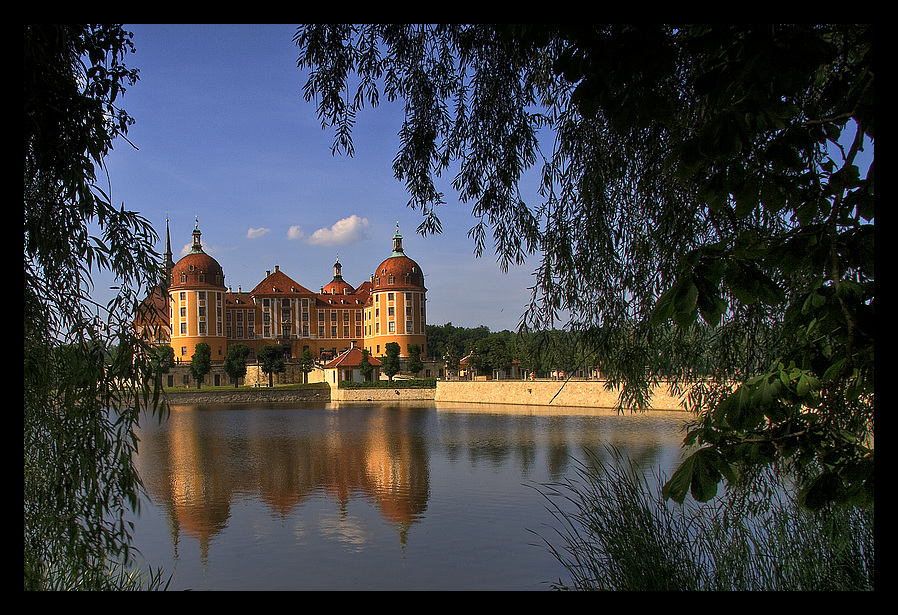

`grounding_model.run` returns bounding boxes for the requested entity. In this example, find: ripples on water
[129,402,692,590]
